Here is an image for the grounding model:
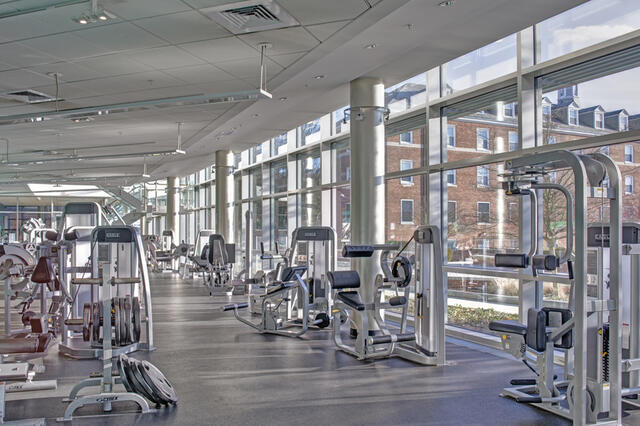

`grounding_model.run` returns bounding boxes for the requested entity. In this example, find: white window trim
[508,131,518,151]
[477,166,490,188]
[625,145,634,163]
[447,124,456,147]
[400,199,414,224]
[595,112,604,129]
[625,176,634,194]
[447,169,457,186]
[400,159,414,185]
[399,132,413,144]
[477,202,491,224]
[568,107,579,126]
[476,128,490,152]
